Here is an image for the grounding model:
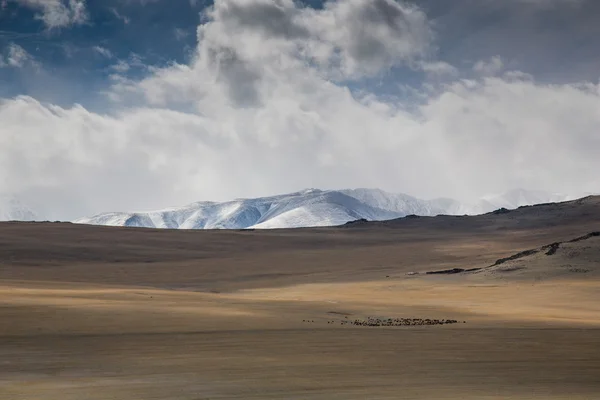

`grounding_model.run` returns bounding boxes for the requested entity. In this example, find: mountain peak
[300,188,322,194]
